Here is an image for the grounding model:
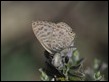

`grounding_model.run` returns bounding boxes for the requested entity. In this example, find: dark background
[1,1,108,81]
